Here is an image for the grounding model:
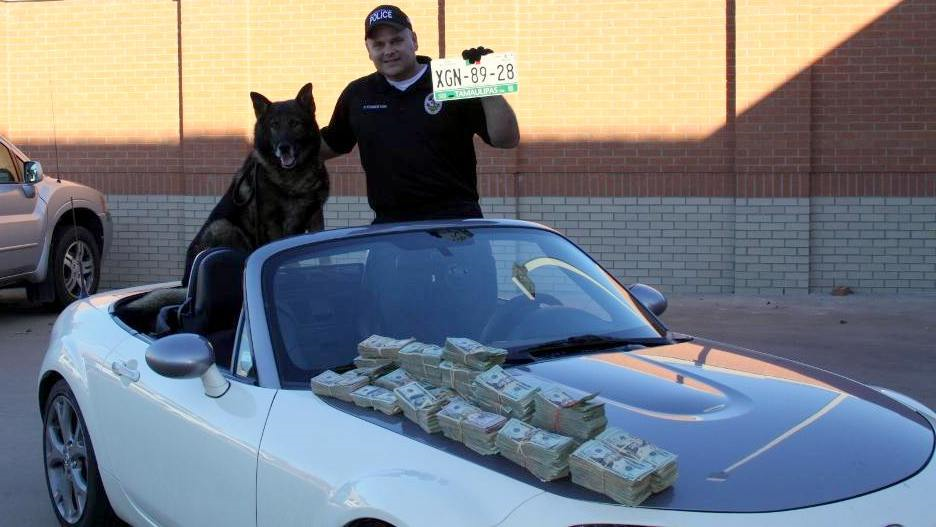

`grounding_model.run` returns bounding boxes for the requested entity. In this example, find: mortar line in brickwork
[437,0,446,58]
[176,0,185,185]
